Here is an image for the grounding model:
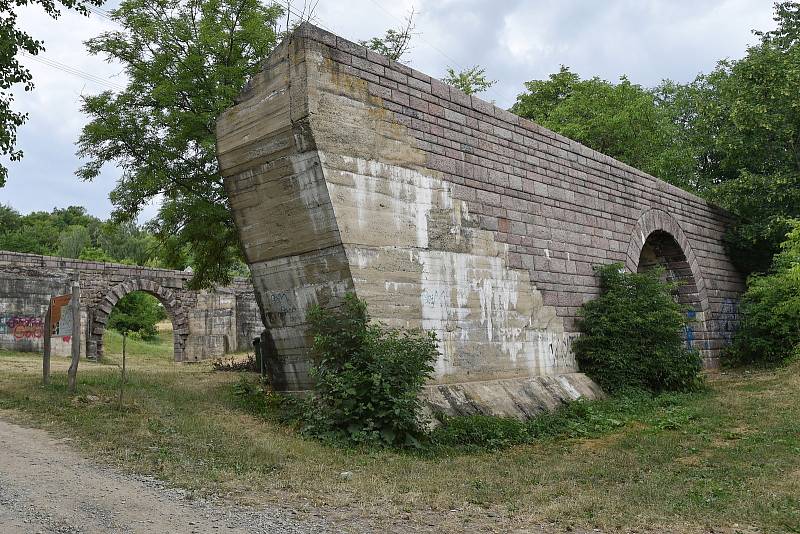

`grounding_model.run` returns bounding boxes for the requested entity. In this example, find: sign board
[50,294,72,337]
